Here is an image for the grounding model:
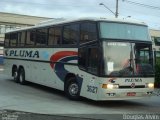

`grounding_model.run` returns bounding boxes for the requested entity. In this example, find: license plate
[127,92,136,96]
